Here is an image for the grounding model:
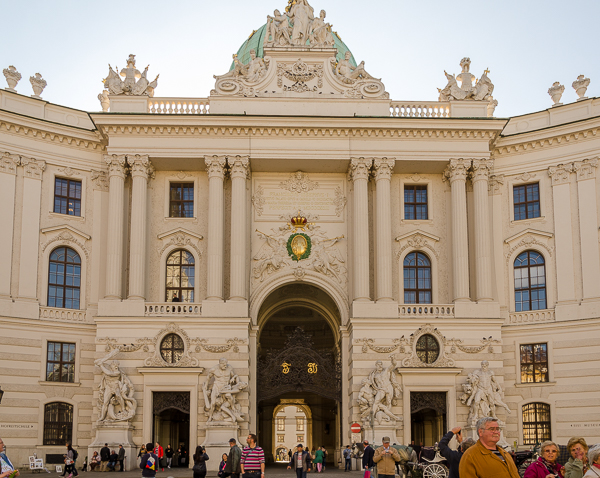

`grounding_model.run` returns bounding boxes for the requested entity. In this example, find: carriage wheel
[423,463,448,478]
[518,458,536,478]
